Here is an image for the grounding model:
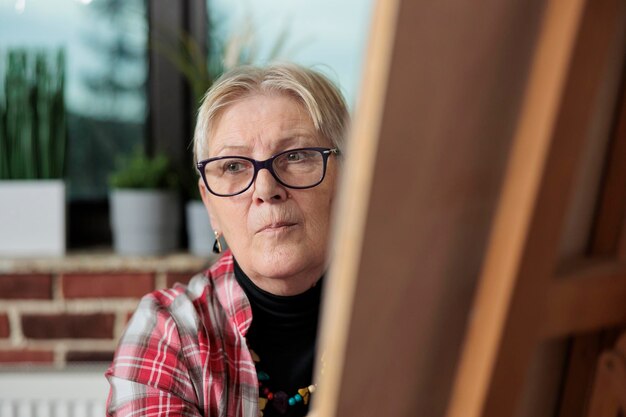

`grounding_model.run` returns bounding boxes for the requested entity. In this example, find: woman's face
[199,93,339,295]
